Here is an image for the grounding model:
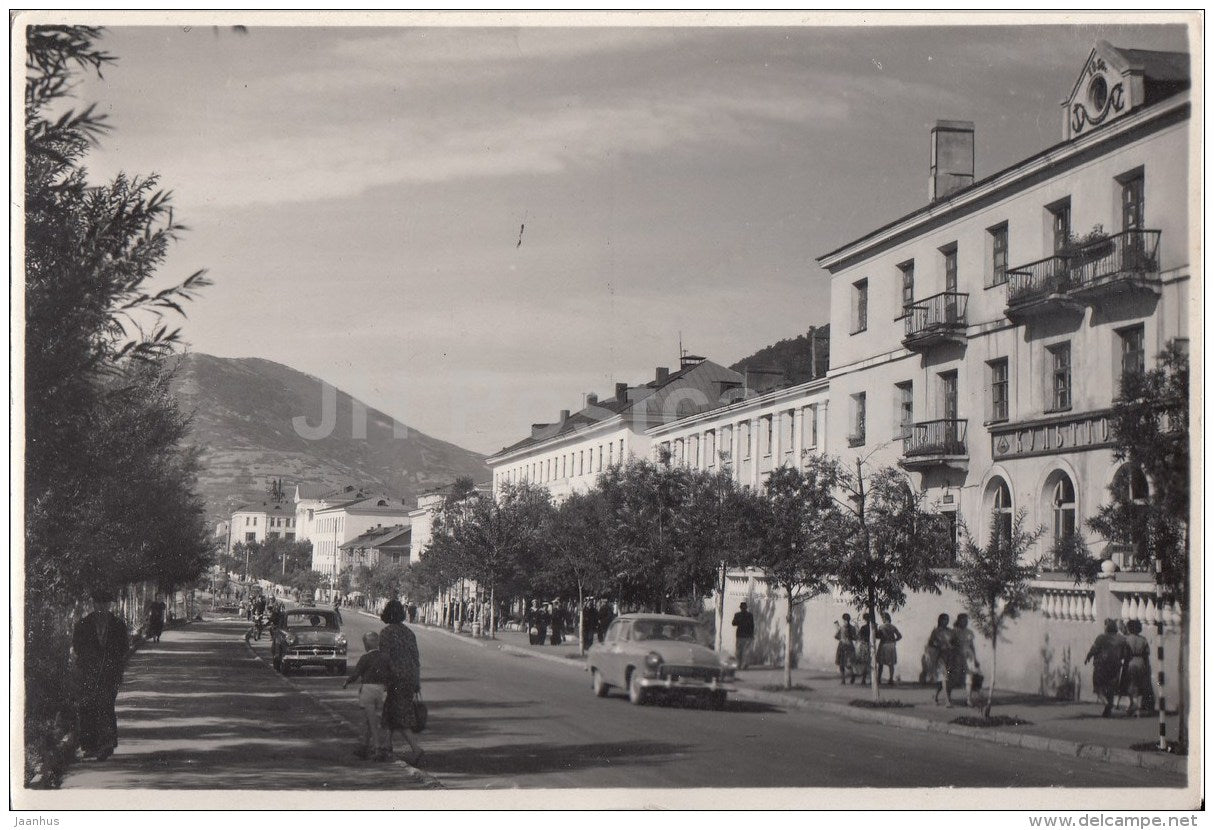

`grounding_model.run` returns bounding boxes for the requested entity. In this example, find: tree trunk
[489,583,496,640]
[784,585,794,690]
[984,632,997,719]
[715,560,726,653]
[868,590,879,702]
[577,580,585,656]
